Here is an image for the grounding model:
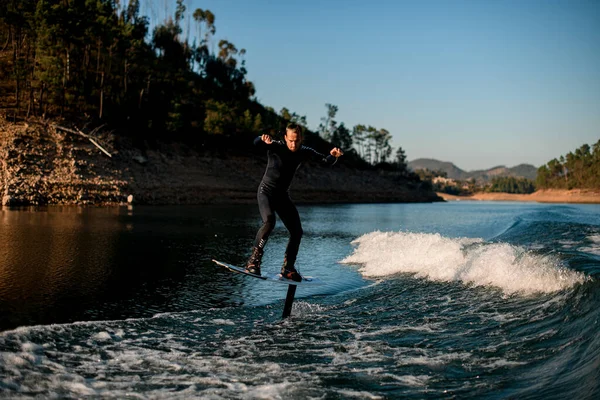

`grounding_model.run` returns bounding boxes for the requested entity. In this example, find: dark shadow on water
[0,204,368,331]
[0,205,263,331]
